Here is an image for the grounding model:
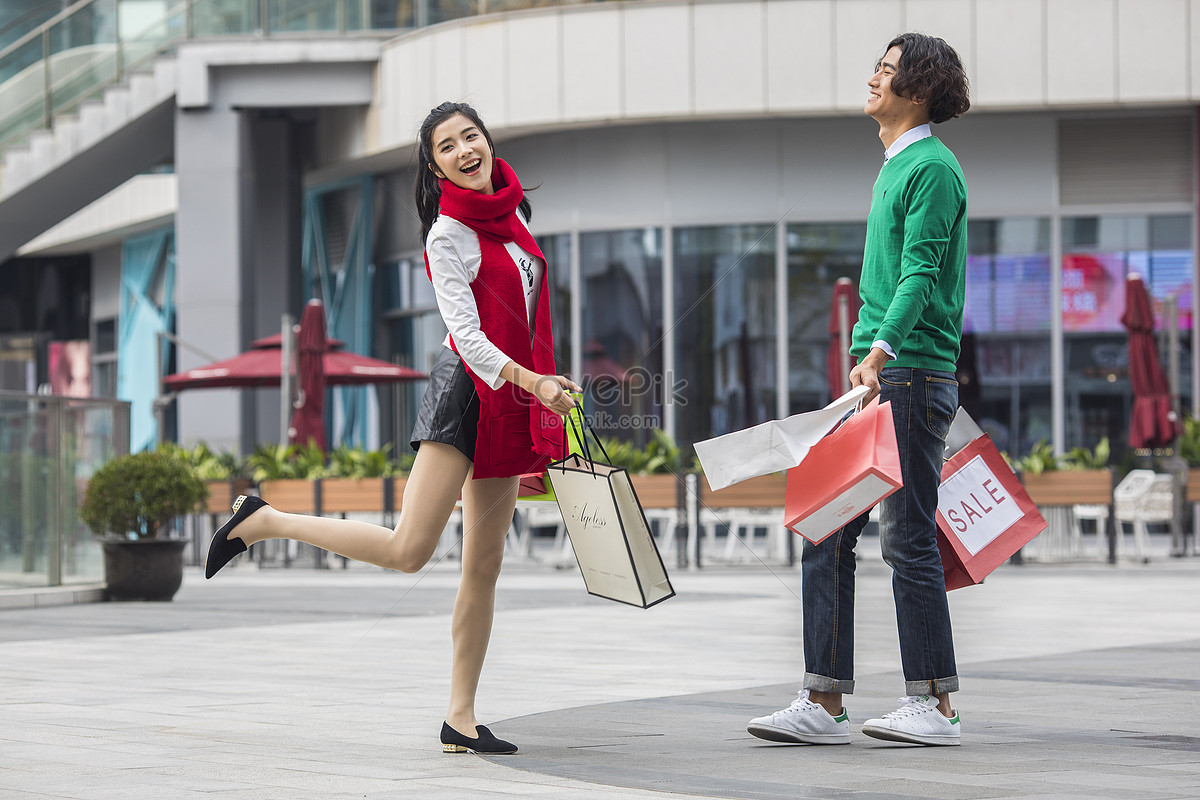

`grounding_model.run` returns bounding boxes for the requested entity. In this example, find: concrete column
[174,105,303,455]
[248,114,301,453]
[174,104,252,454]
